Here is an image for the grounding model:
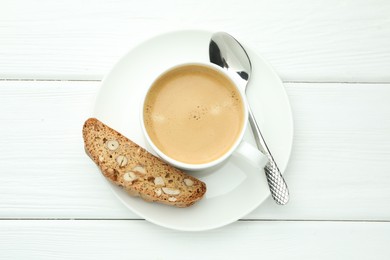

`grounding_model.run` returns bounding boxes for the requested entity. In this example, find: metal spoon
[209,32,289,205]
